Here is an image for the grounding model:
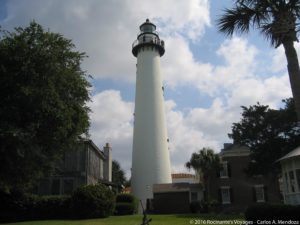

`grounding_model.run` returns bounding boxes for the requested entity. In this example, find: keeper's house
[37,140,112,195]
[208,144,281,212]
